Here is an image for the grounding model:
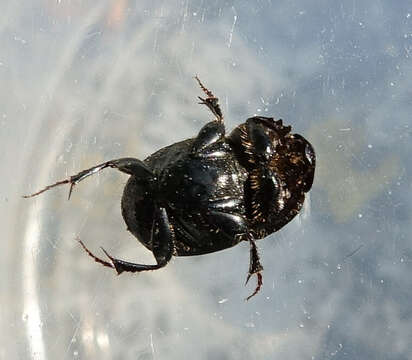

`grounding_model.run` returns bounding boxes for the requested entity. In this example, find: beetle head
[229,116,315,193]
